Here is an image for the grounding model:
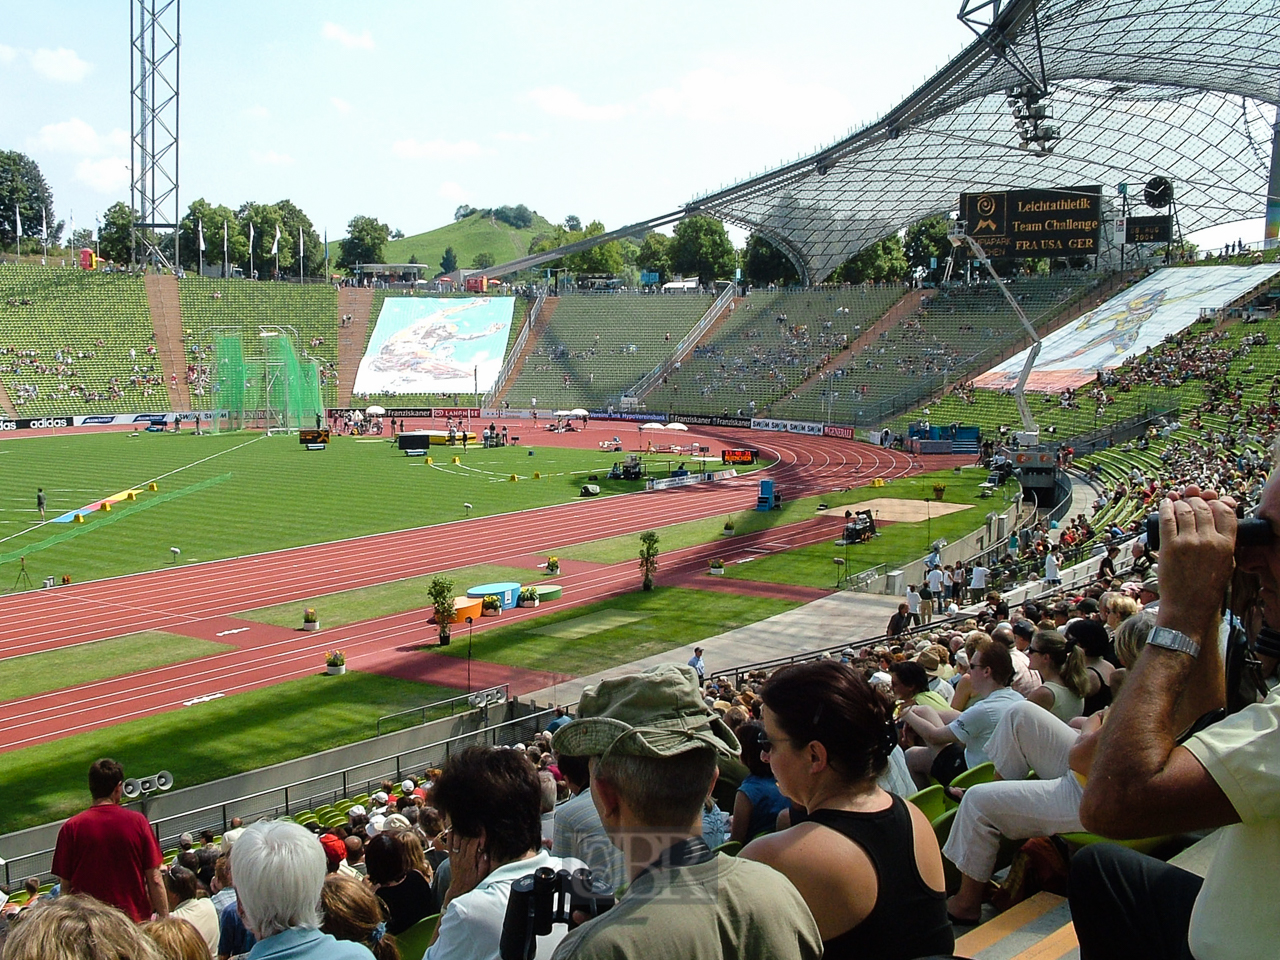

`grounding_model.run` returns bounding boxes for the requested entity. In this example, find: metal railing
[0,701,558,888]
[627,283,737,400]
[376,684,511,737]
